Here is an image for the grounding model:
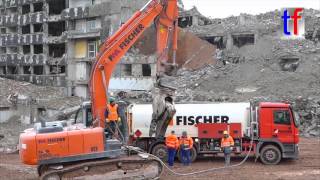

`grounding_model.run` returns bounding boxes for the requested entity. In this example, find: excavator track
[39,154,163,180]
